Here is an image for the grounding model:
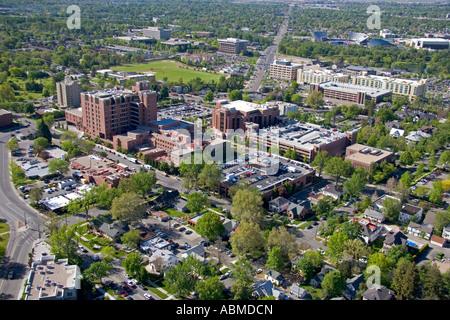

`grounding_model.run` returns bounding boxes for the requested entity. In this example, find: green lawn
[0,233,9,260]
[111,60,222,83]
[148,285,169,299]
[0,220,10,234]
